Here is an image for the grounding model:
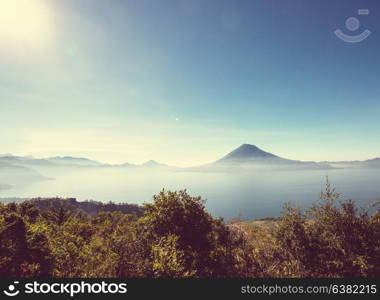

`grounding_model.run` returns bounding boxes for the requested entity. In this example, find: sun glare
[0,0,52,46]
